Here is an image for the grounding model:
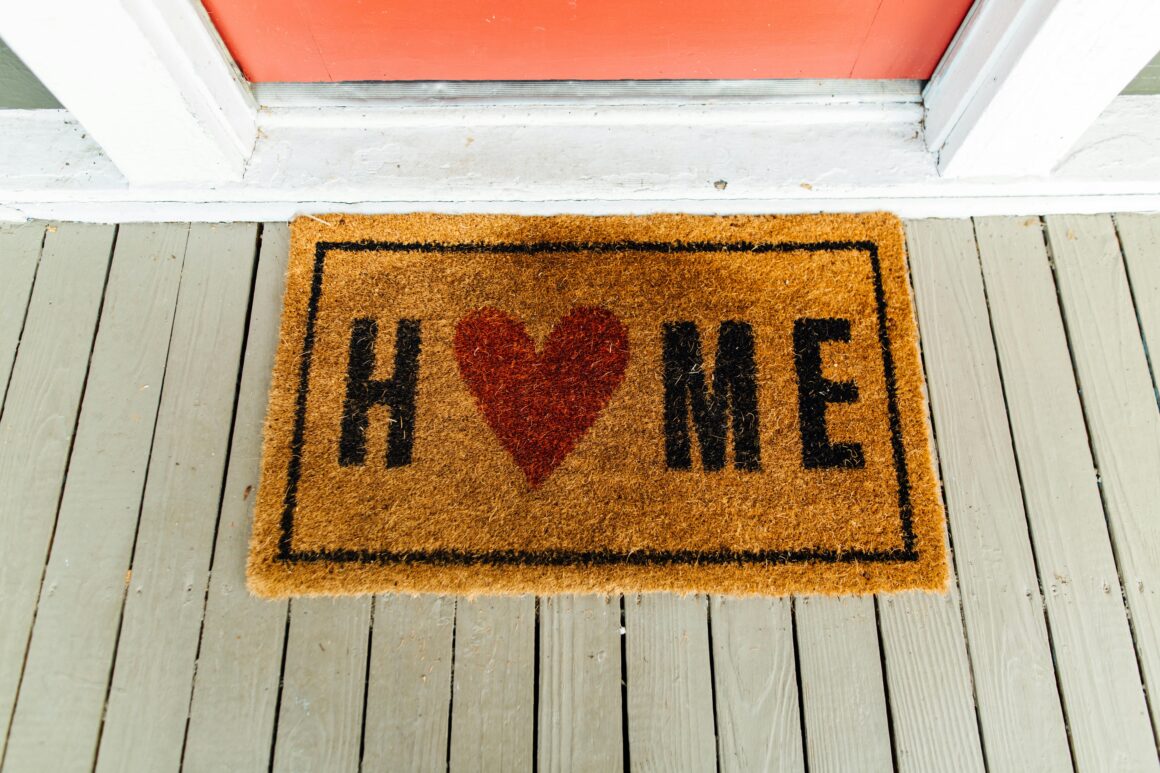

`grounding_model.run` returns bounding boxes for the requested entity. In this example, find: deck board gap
[110,228,191,584]
[0,223,48,417]
[704,598,723,773]
[619,595,631,773]
[531,597,541,773]
[969,217,1080,772]
[266,601,293,773]
[1110,216,1160,745]
[198,222,265,581]
[357,595,376,773]
[443,598,458,773]
[872,597,902,773]
[789,598,810,773]
[1111,216,1160,407]
[92,582,129,771]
